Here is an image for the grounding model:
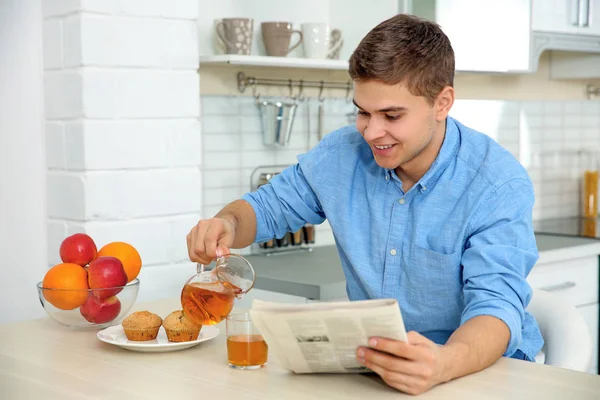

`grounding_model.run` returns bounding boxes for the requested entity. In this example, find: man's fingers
[186,218,235,264]
[203,222,221,260]
[367,336,432,361]
[190,221,213,264]
[216,244,230,258]
[358,347,421,375]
